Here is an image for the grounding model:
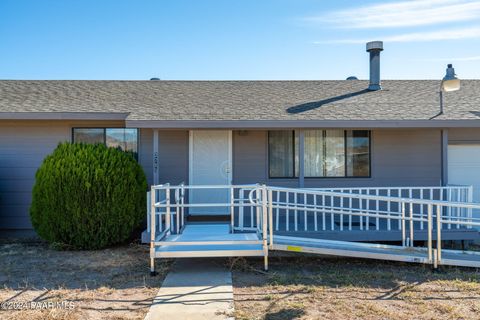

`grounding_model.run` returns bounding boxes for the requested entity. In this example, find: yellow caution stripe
[287,245,302,252]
